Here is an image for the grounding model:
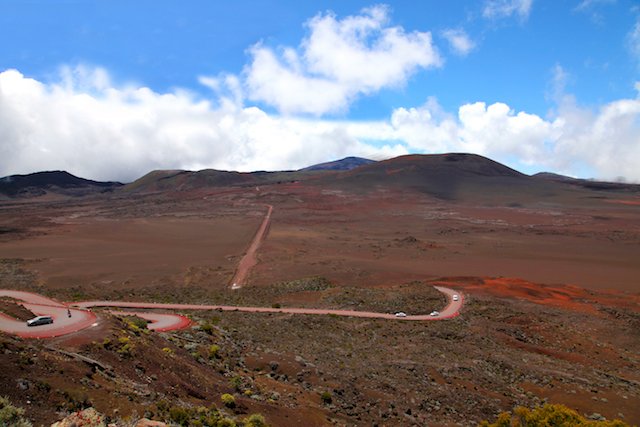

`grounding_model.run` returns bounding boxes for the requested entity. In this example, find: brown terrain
[0,153,639,426]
